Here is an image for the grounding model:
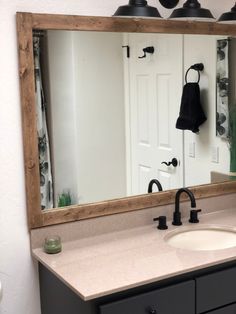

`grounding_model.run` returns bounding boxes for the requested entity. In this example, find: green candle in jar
[44,236,62,254]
